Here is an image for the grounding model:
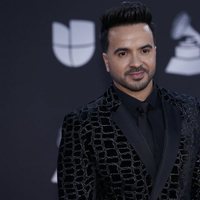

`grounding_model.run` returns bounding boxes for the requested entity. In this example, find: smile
[127,71,145,80]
